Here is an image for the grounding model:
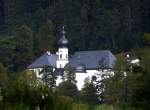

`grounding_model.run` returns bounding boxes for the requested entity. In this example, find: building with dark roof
[28,27,116,90]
